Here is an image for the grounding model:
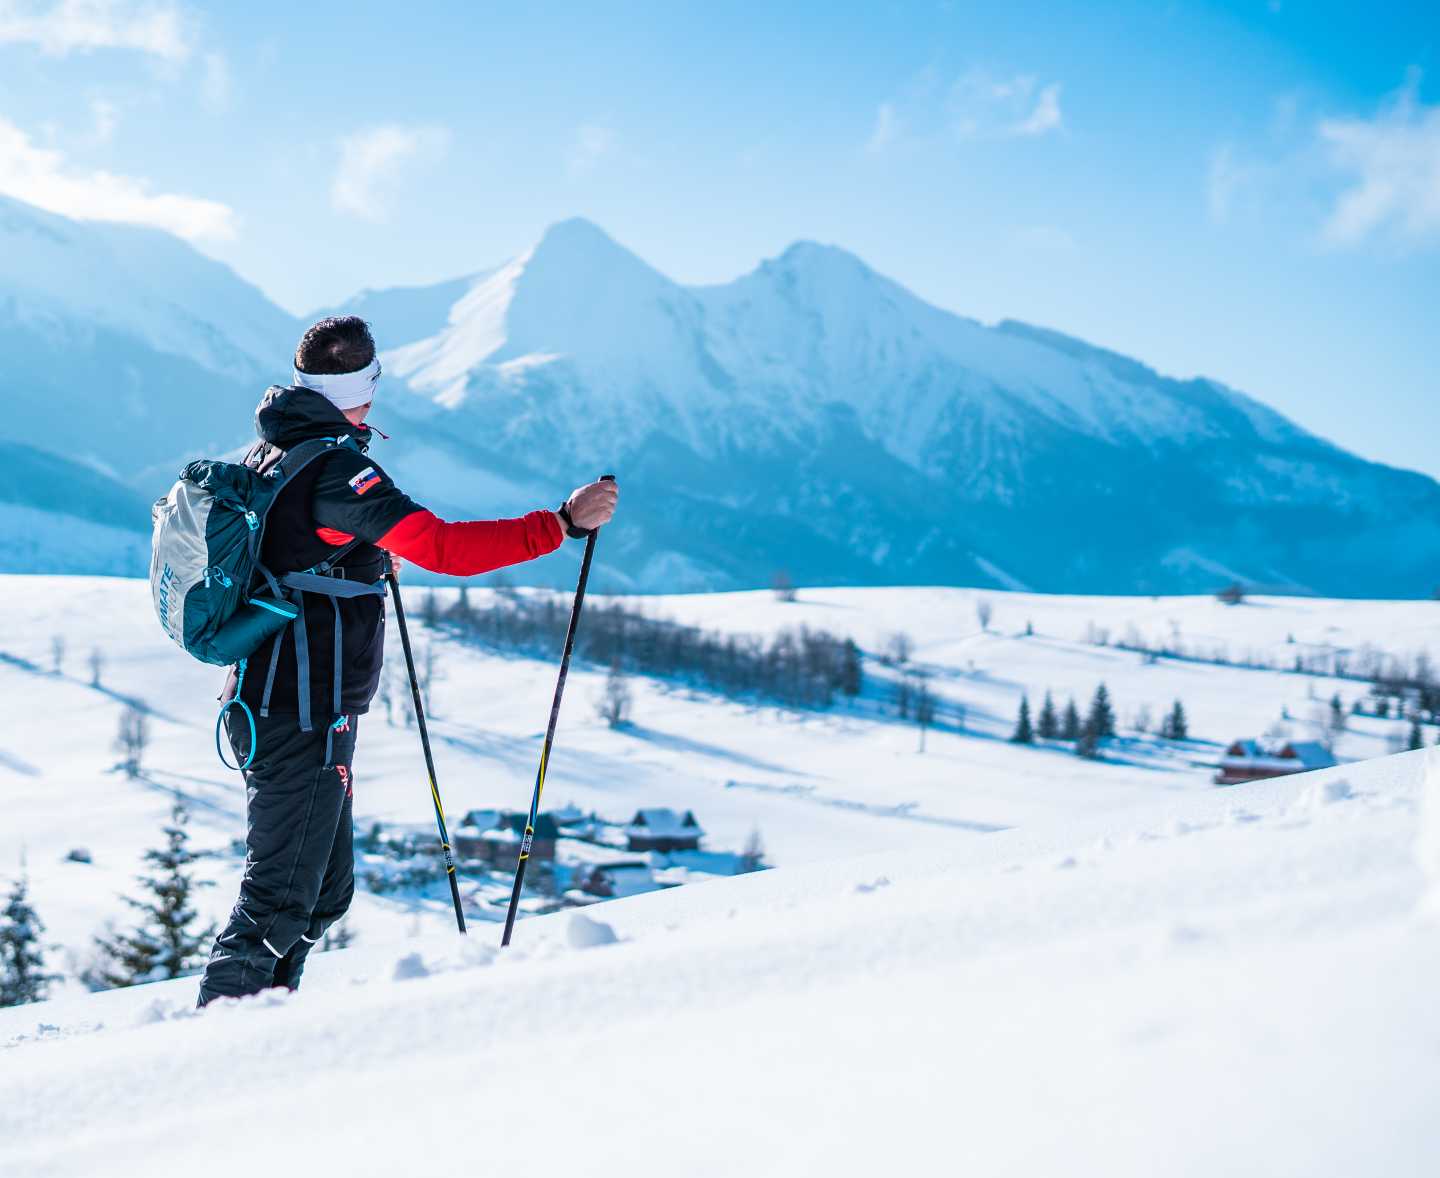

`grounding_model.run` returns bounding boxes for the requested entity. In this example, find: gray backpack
[149,435,381,768]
